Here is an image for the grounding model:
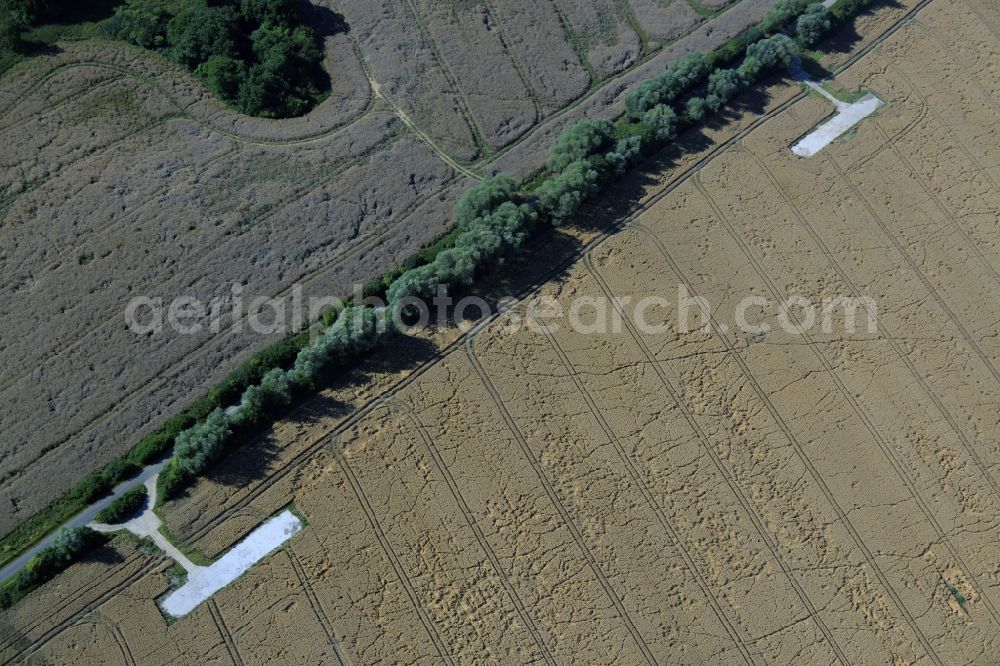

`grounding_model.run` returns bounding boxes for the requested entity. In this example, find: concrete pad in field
[792,93,885,157]
[159,510,303,618]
